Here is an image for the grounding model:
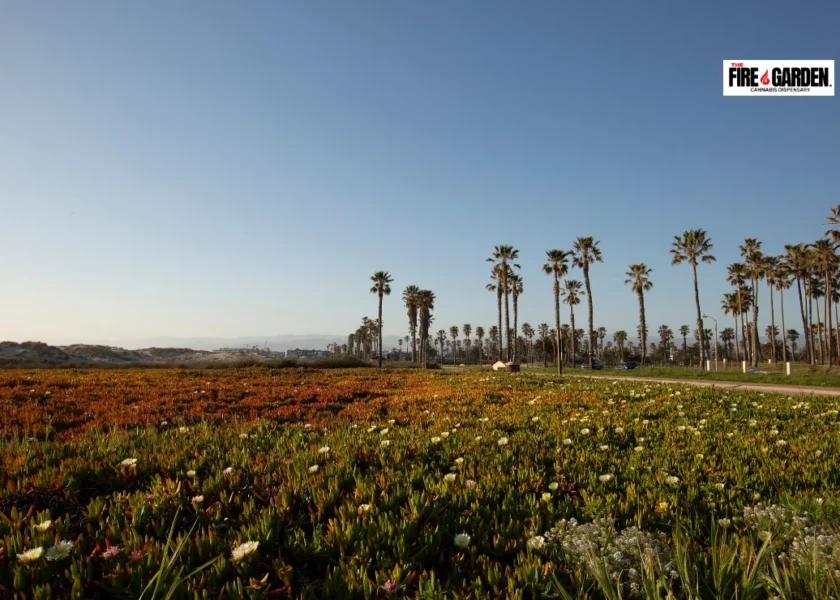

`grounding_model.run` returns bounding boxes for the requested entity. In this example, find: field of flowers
[1,368,839,599]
